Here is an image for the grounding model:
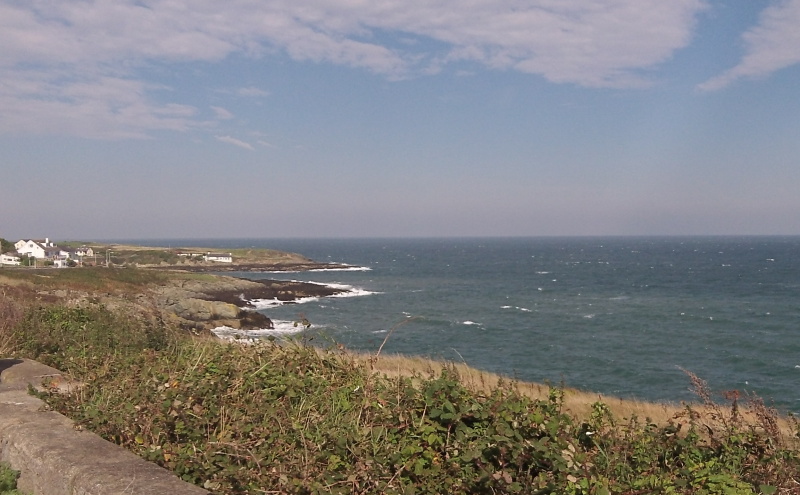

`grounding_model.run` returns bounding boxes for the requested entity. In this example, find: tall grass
[0,286,27,355]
